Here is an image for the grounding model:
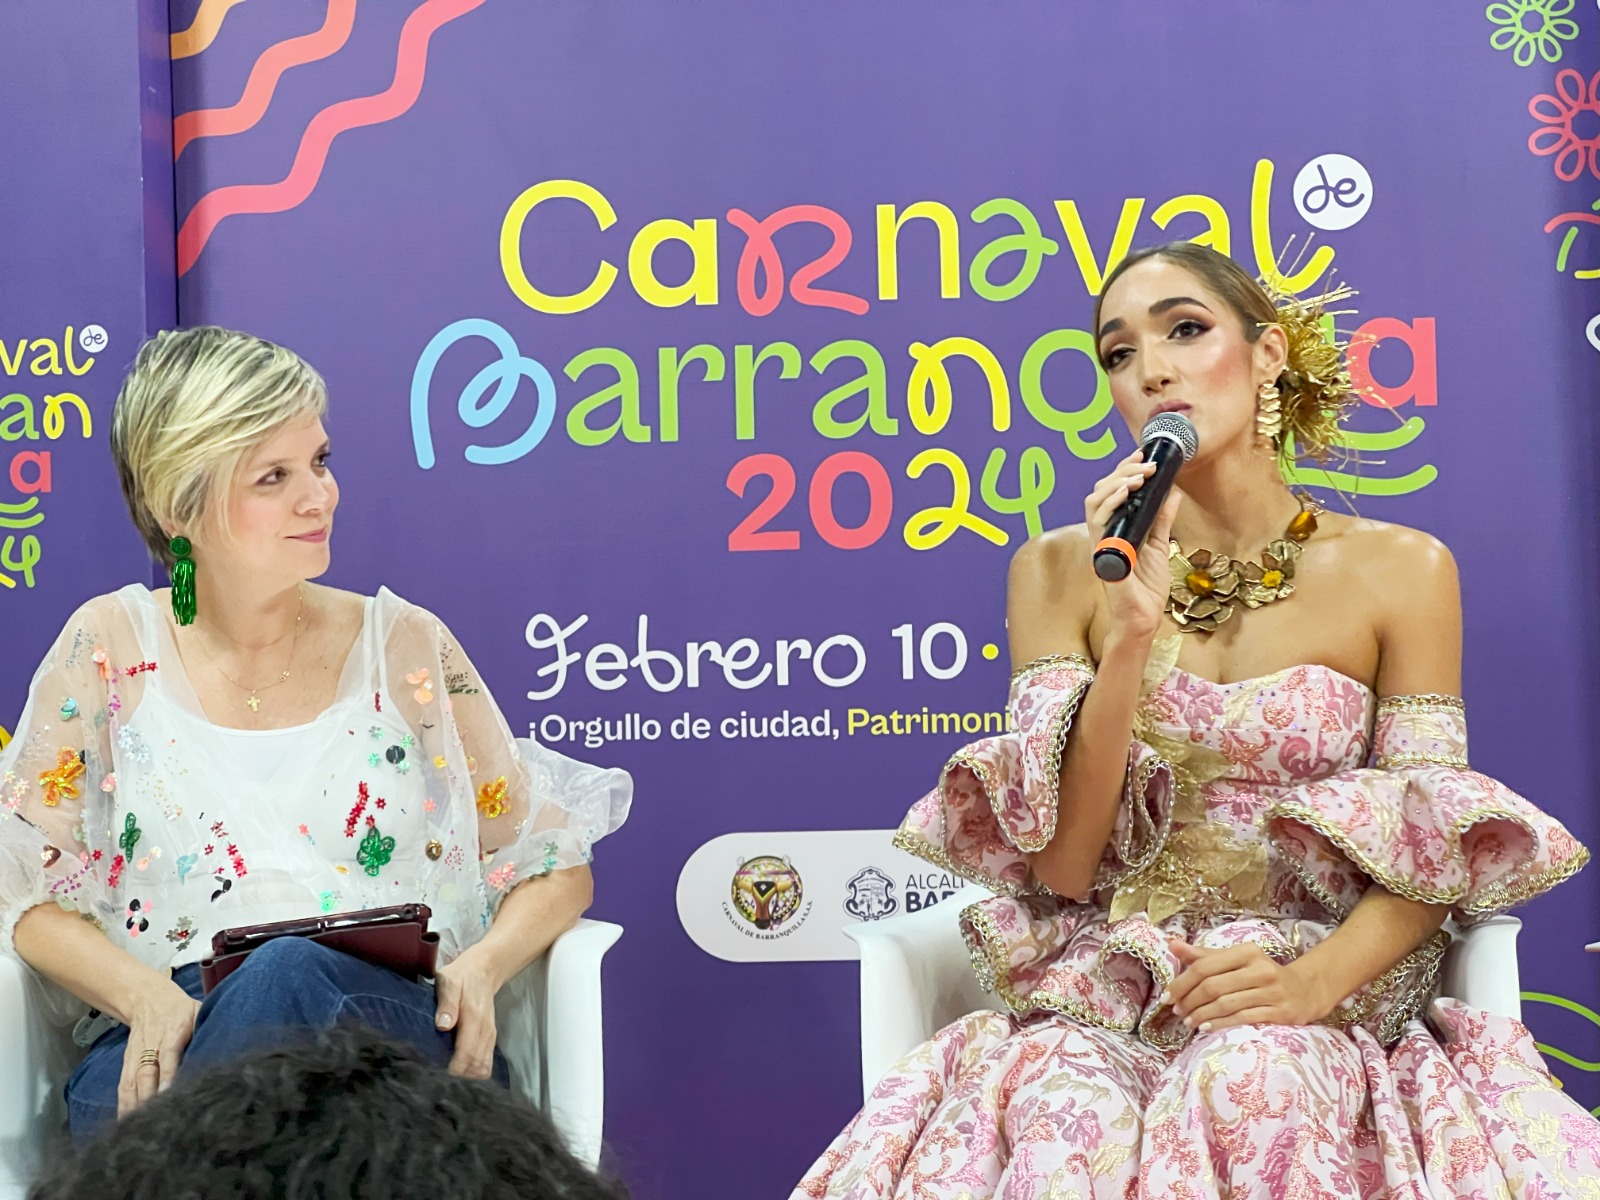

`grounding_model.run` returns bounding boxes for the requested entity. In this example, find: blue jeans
[65,936,508,1141]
